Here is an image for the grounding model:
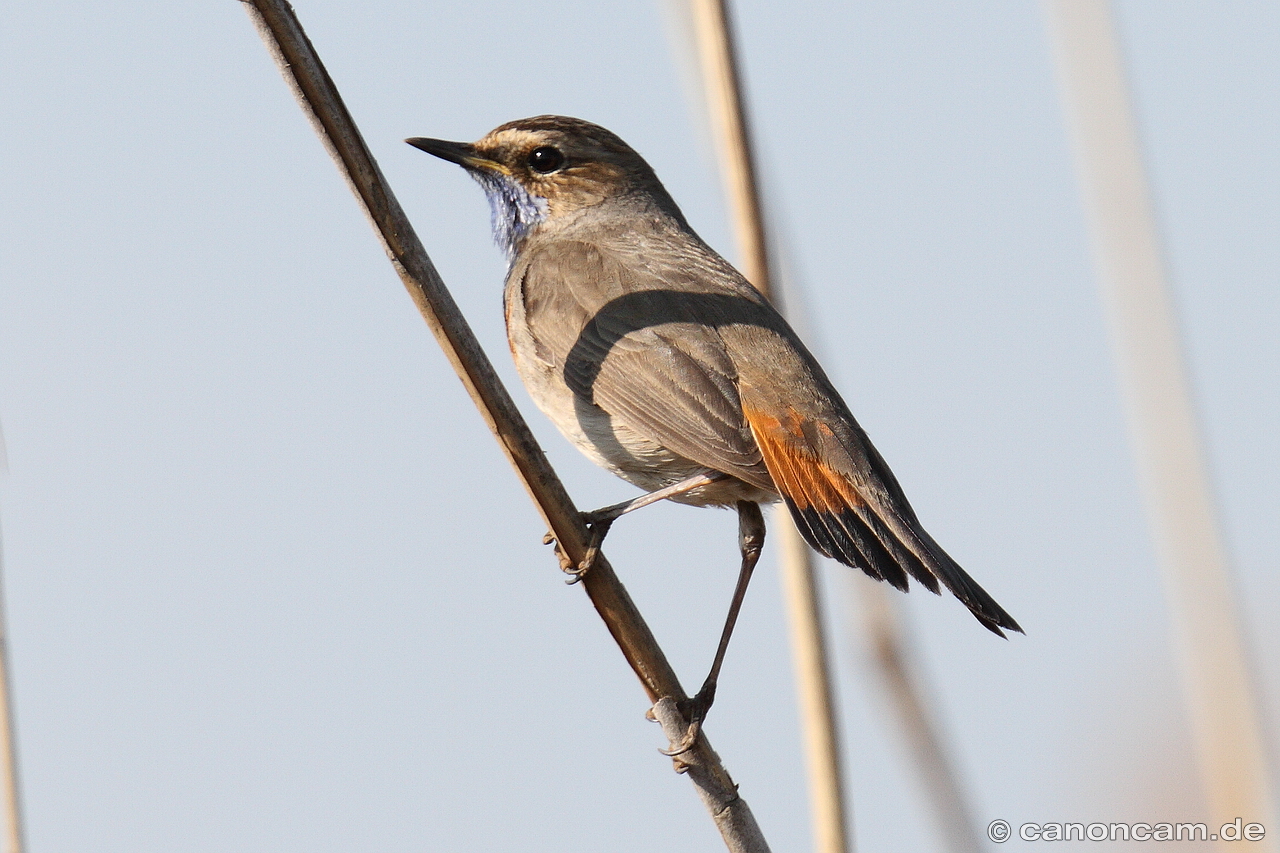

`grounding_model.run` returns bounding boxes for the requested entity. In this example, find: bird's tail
[745,404,1022,637]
